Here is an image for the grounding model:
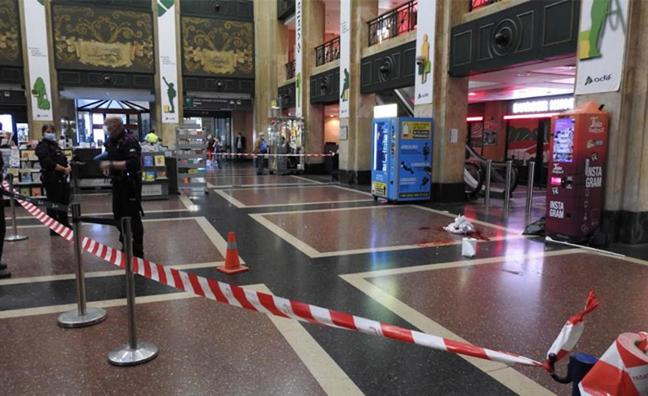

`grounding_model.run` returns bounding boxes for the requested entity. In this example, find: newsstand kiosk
[545,101,609,242]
